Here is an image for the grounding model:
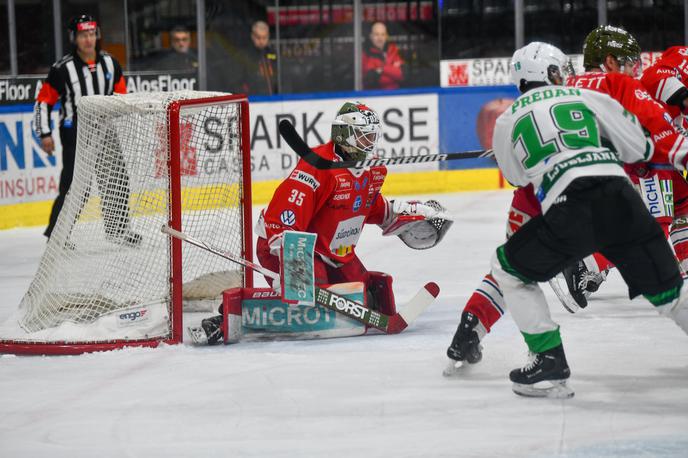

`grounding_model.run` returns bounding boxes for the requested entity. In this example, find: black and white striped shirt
[34,51,126,138]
